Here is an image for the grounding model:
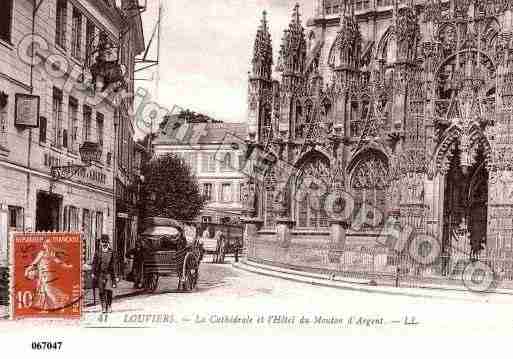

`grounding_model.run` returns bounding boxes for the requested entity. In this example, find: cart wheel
[192,253,200,288]
[143,275,150,291]
[182,253,197,292]
[144,274,156,292]
[148,274,159,293]
[183,271,192,292]
[192,268,199,289]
